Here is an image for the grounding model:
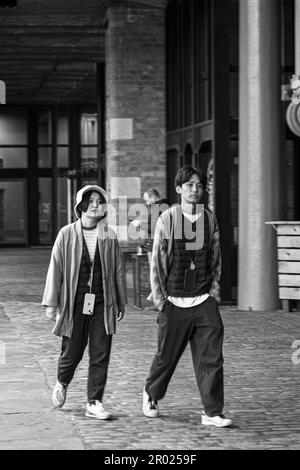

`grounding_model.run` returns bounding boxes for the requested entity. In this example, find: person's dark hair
[77,190,106,217]
[174,165,207,190]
